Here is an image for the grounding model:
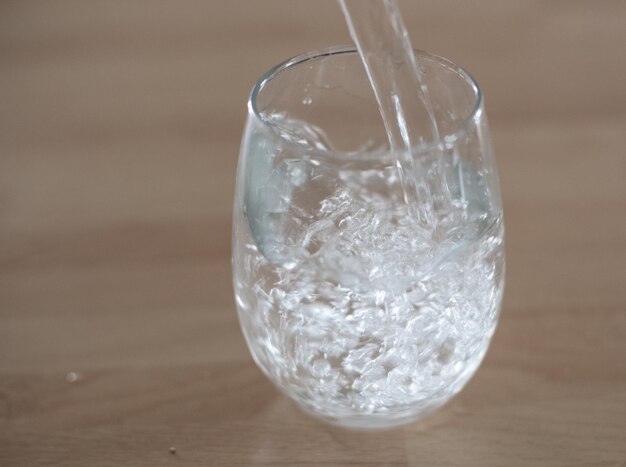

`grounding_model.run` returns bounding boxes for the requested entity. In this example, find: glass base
[295,399,444,431]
